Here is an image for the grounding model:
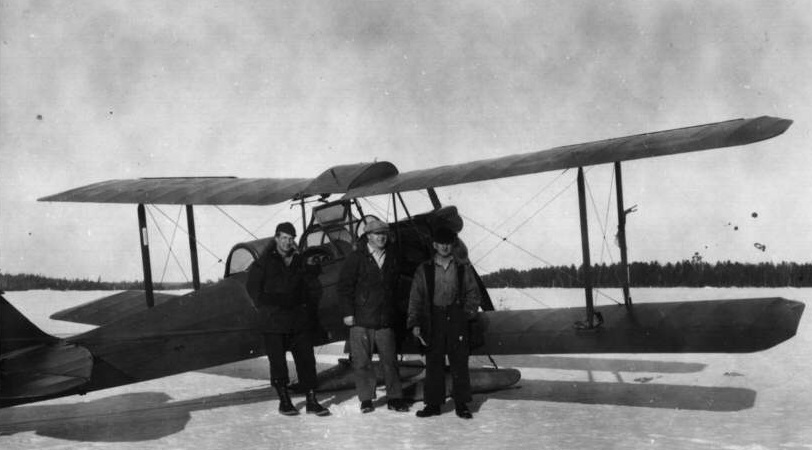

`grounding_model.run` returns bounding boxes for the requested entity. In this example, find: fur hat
[433,227,457,244]
[364,218,389,234]
[275,222,296,237]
